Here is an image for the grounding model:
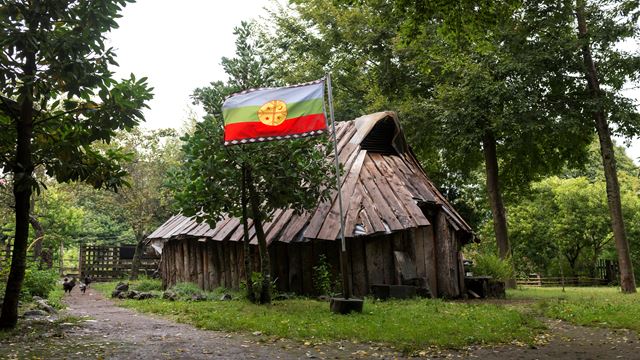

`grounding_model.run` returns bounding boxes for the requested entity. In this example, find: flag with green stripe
[221,79,327,146]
